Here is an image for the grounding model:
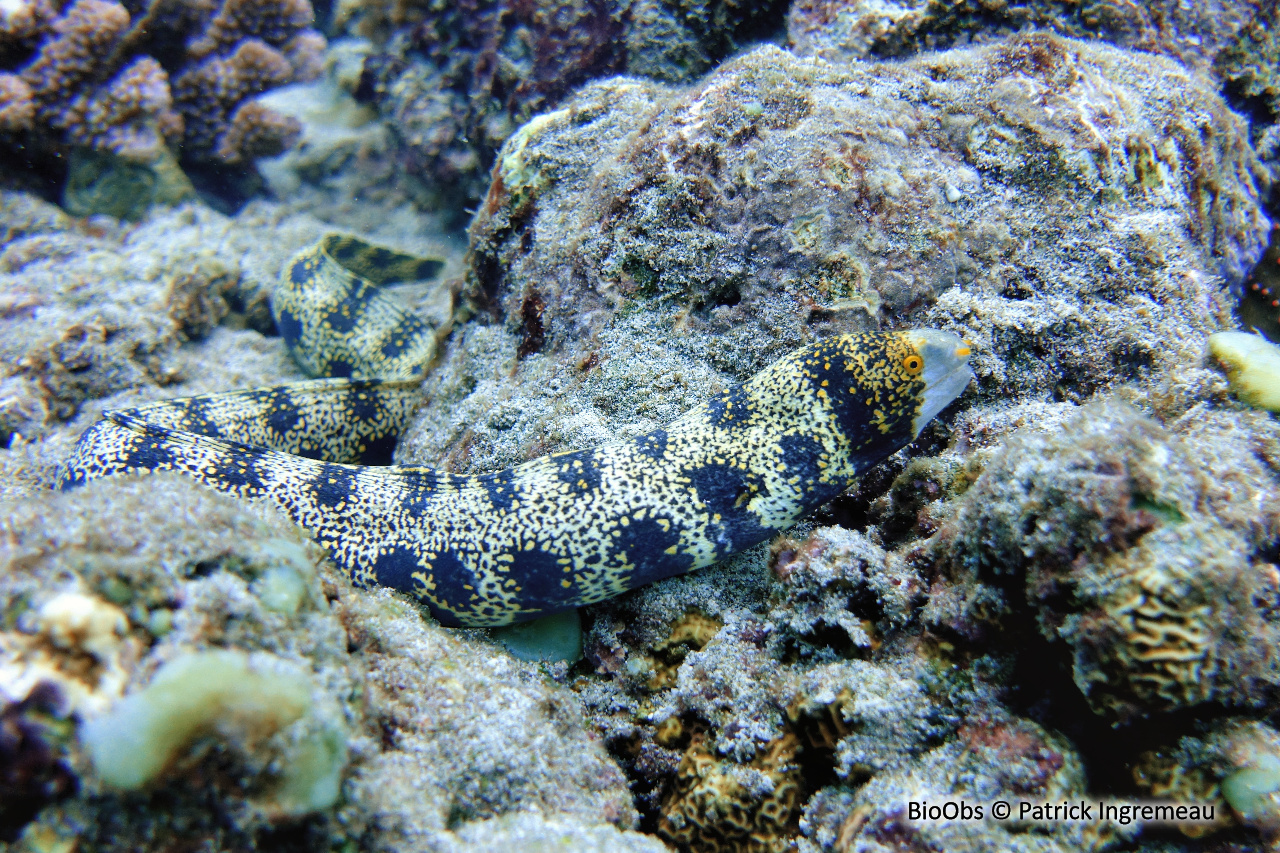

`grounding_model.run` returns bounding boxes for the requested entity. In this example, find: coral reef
[351,0,789,213]
[574,532,1112,851]
[367,36,1276,843]
[0,188,459,445]
[372,36,1276,851]
[4,6,1280,849]
[466,35,1267,394]
[0,470,650,849]
[785,0,1268,71]
[0,192,293,443]
[930,397,1280,717]
[0,0,325,176]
